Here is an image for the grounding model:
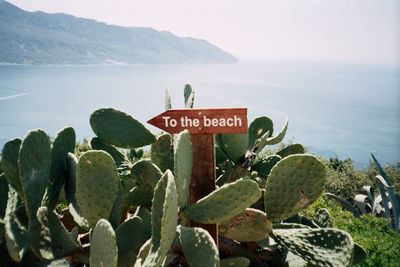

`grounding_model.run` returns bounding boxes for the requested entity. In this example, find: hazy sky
[7,0,400,64]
